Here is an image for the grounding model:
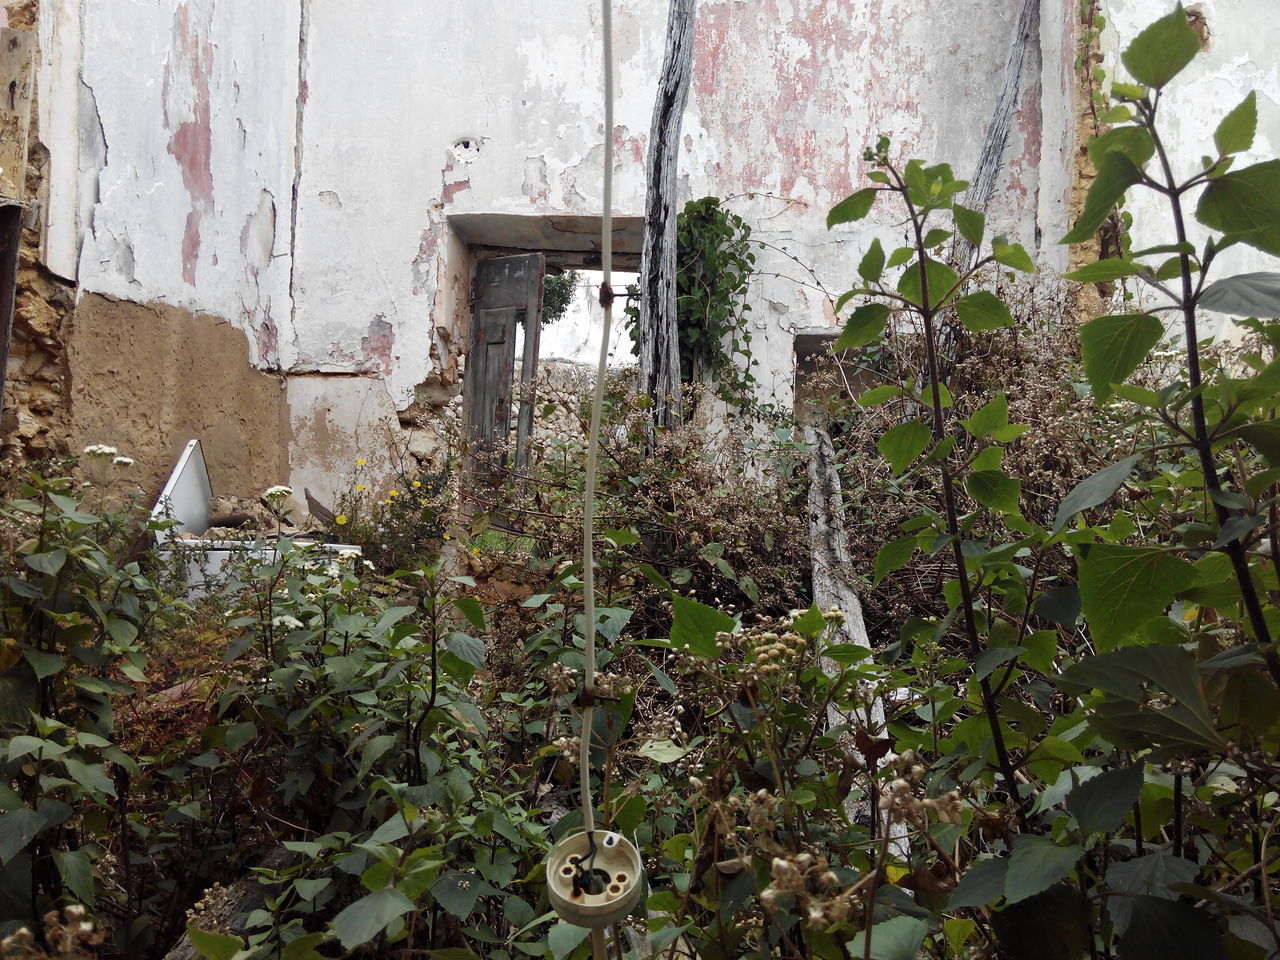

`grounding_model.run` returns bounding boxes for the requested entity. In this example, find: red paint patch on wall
[163,2,215,287]
[361,316,396,377]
